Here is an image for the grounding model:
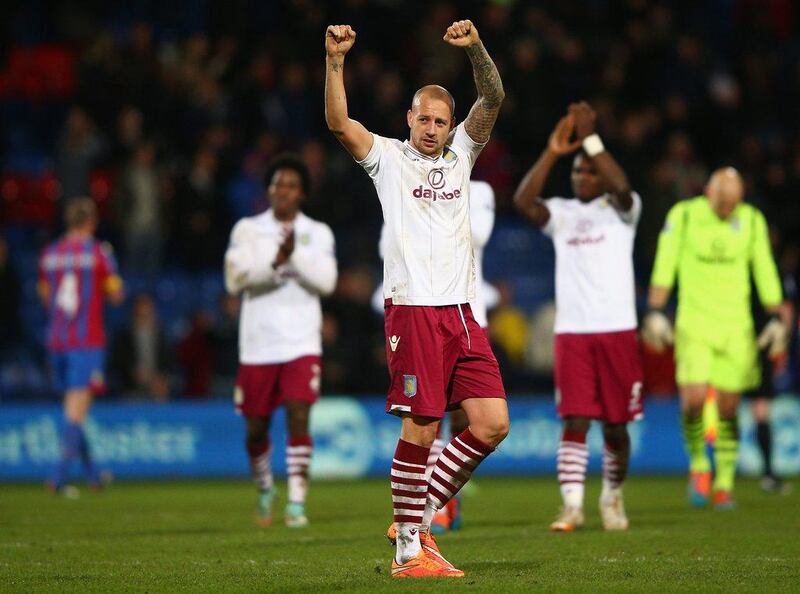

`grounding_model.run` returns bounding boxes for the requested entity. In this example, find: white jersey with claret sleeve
[542,192,642,334]
[224,210,337,364]
[358,122,484,306]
